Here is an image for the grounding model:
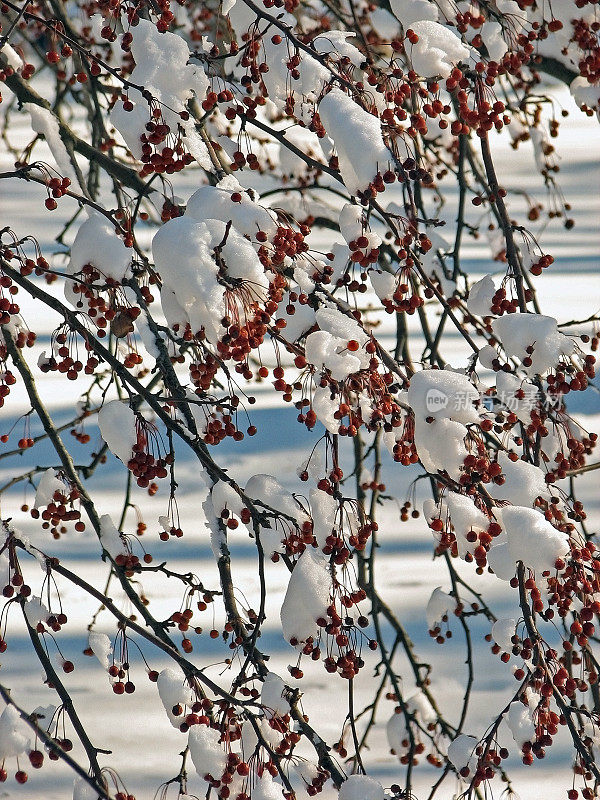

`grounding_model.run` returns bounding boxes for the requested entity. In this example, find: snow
[188,724,226,780]
[491,618,516,652]
[467,275,496,317]
[316,305,369,351]
[501,506,570,575]
[24,595,50,627]
[339,204,381,251]
[318,88,392,194]
[34,468,65,509]
[312,384,341,434]
[305,304,370,382]
[447,733,478,772]
[240,716,281,757]
[0,704,30,760]
[505,701,536,748]
[487,538,517,582]
[152,216,222,340]
[305,330,362,382]
[98,514,127,559]
[276,295,316,343]
[278,125,326,178]
[310,489,337,550]
[186,183,278,238]
[408,369,479,425]
[201,493,227,561]
[251,773,286,800]
[109,20,211,169]
[88,632,112,670]
[495,372,539,424]
[258,15,329,121]
[408,369,480,478]
[32,704,56,731]
[389,0,438,26]
[480,20,509,63]
[490,452,552,508]
[280,548,331,643]
[23,103,76,182]
[261,672,289,718]
[0,43,22,70]
[571,76,600,114]
[152,212,268,343]
[338,774,385,800]
[313,31,363,68]
[370,8,400,41]
[426,587,455,629]
[109,102,148,161]
[477,345,497,370]
[210,480,244,520]
[97,400,137,465]
[72,778,98,800]
[156,667,195,728]
[387,692,436,753]
[408,21,471,79]
[492,313,576,376]
[244,473,310,554]
[370,270,397,303]
[68,212,132,283]
[0,18,599,797]
[386,711,407,754]
[442,492,490,559]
